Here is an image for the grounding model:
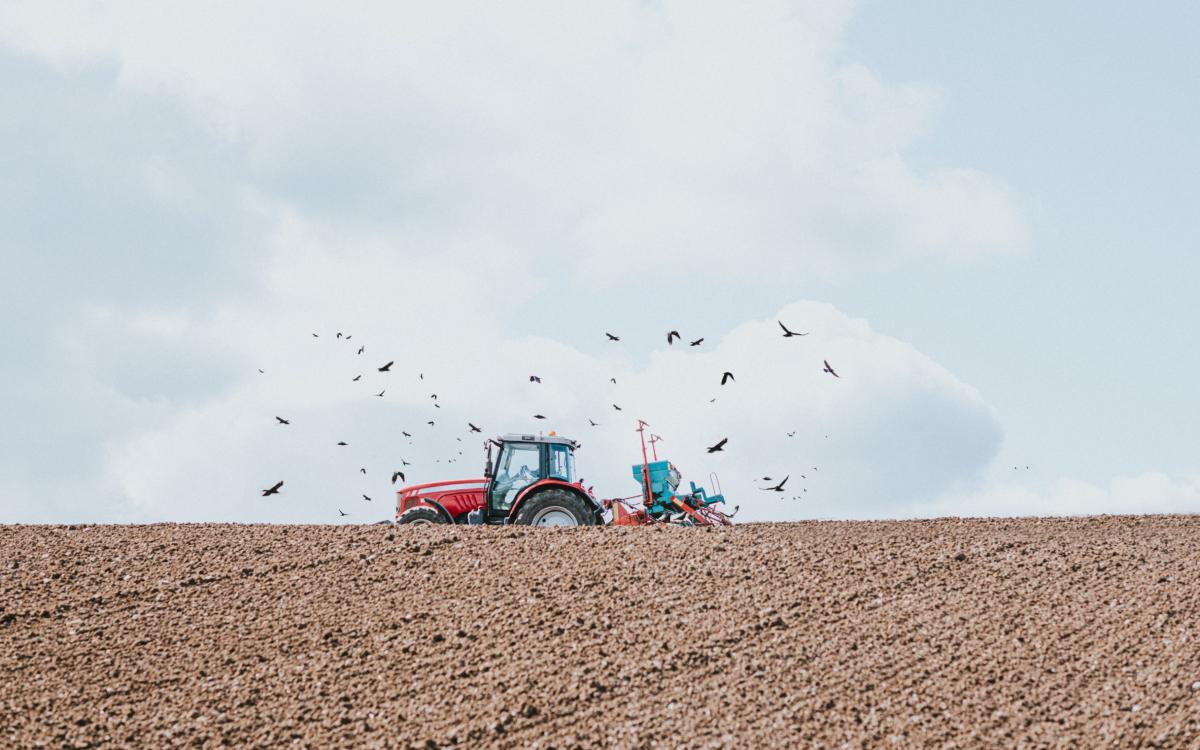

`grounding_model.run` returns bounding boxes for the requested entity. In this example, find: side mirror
[484,443,494,478]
